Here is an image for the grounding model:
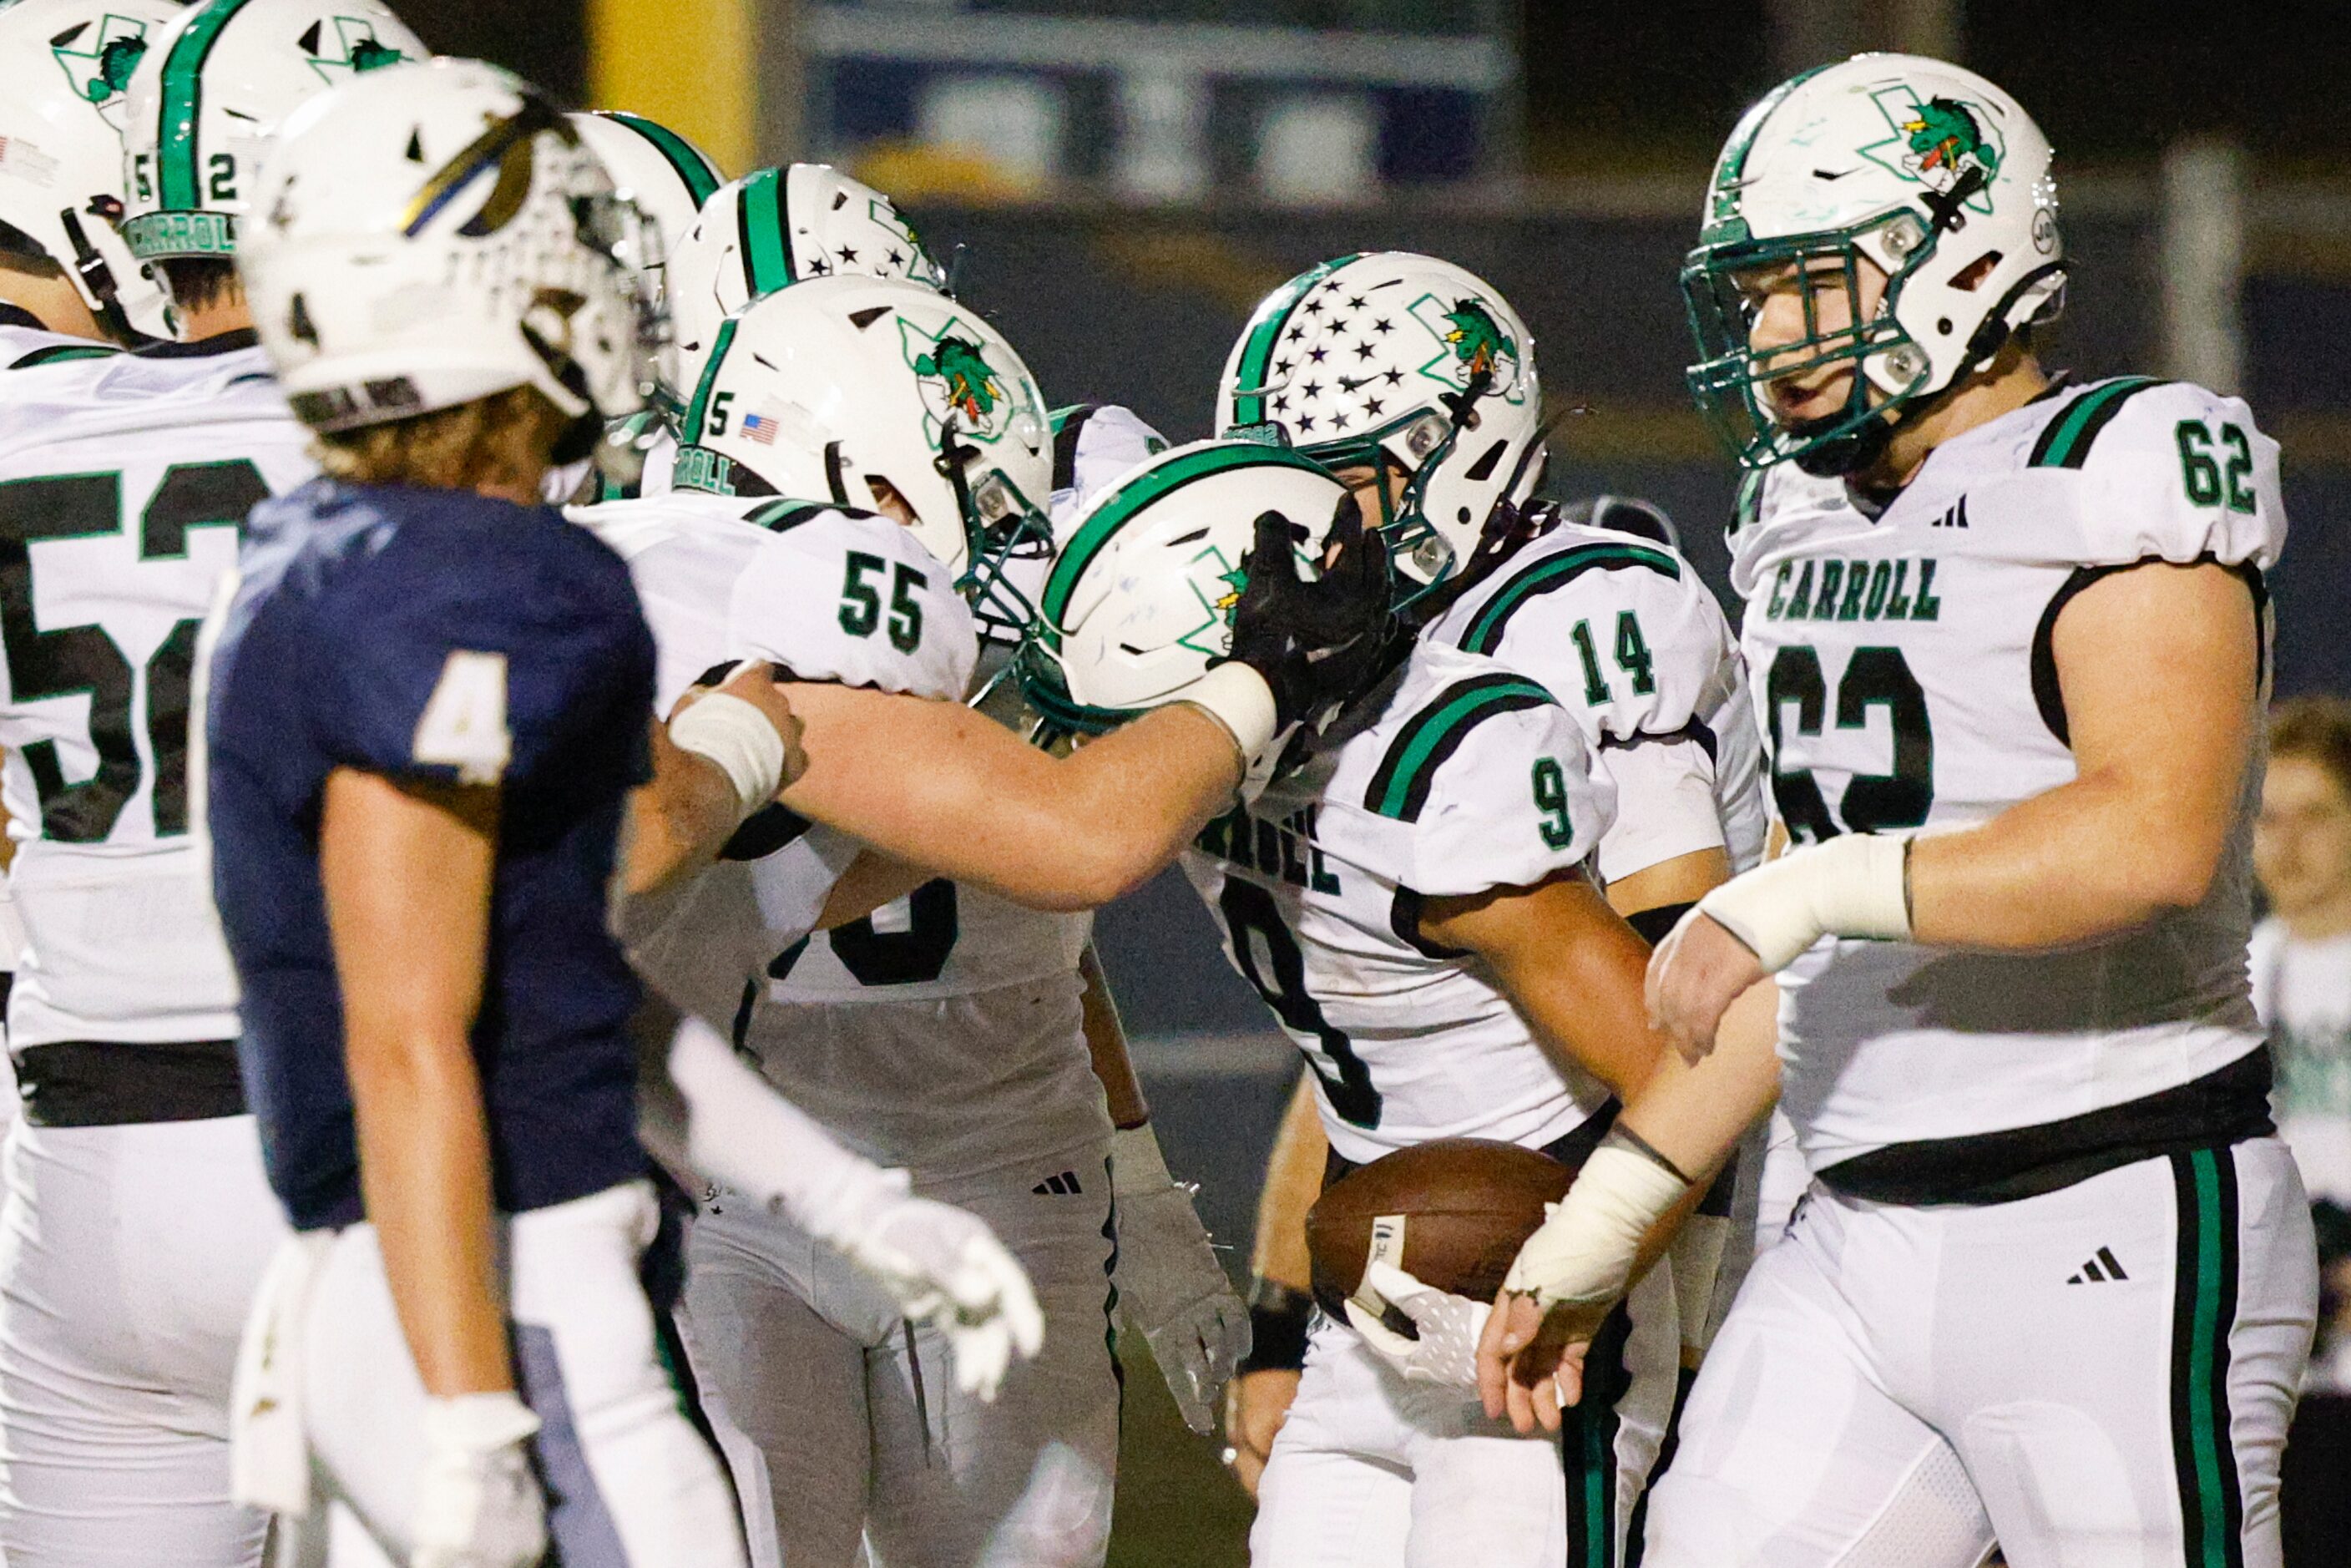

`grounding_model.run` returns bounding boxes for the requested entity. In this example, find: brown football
[1304,1137,1579,1321]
